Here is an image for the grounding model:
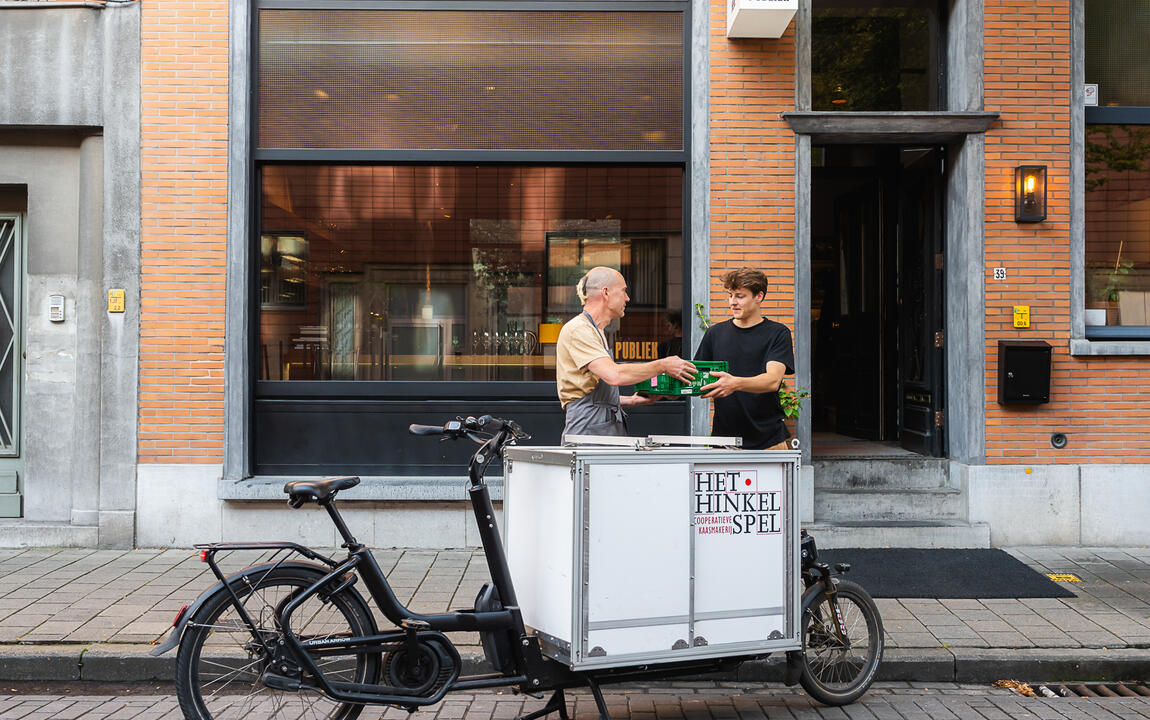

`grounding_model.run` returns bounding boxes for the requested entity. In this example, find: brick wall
[139,1,229,463]
[984,0,1150,463]
[708,0,796,323]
